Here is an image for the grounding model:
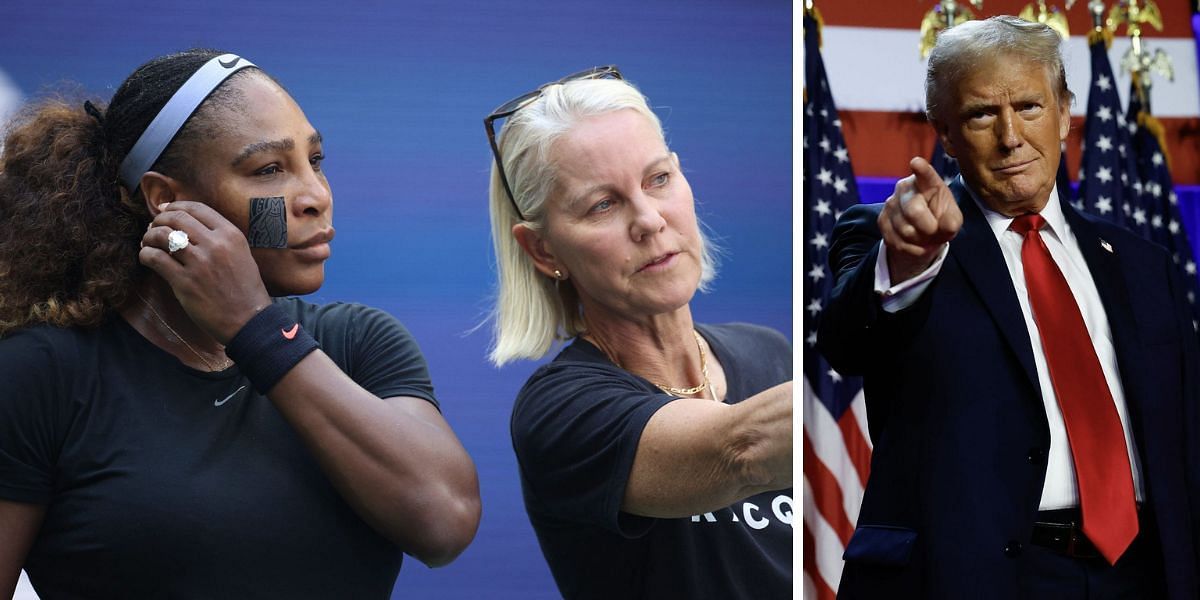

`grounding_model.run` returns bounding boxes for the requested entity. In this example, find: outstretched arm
[818,157,961,376]
[621,381,792,518]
